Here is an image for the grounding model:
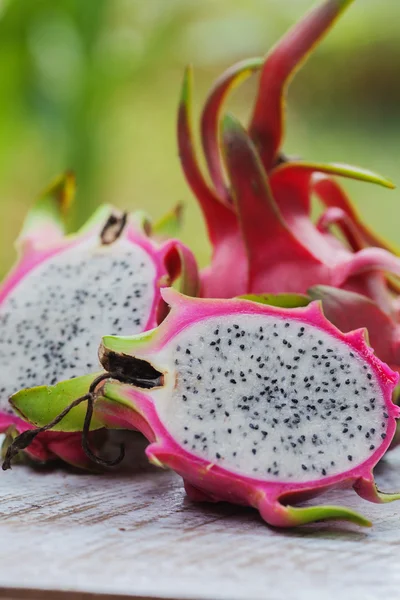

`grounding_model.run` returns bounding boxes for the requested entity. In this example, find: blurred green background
[0,0,399,275]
